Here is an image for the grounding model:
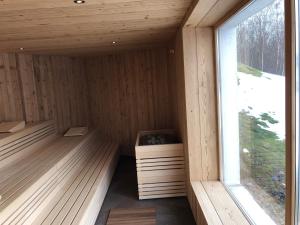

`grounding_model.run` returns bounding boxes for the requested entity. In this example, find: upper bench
[0,122,119,225]
[0,120,56,169]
